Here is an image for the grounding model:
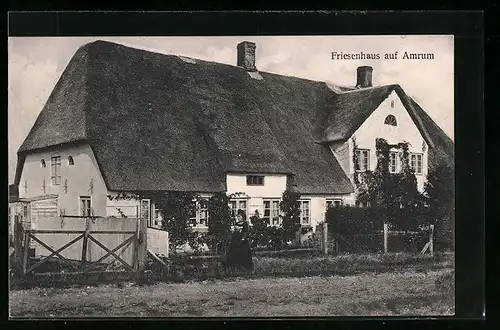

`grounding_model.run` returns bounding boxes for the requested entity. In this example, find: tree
[353,138,425,230]
[424,164,455,249]
[207,192,232,253]
[280,190,302,244]
[248,210,267,248]
[396,142,422,208]
[148,191,200,253]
